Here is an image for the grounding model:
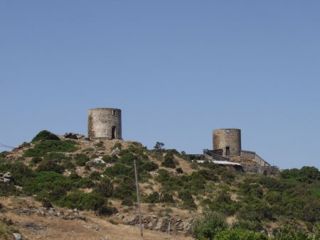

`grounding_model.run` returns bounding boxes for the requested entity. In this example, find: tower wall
[88,108,122,140]
[213,129,241,157]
